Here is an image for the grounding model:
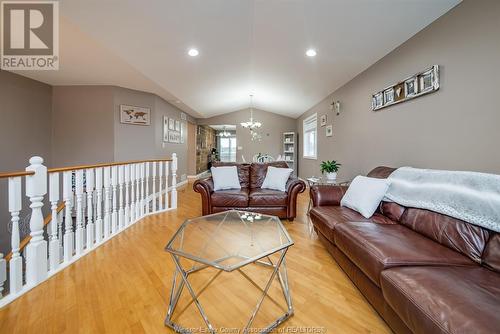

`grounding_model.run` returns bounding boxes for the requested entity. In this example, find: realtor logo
[1,1,59,70]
